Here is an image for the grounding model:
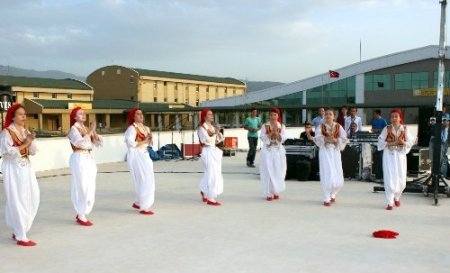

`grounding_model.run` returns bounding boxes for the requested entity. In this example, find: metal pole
[432,0,447,205]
